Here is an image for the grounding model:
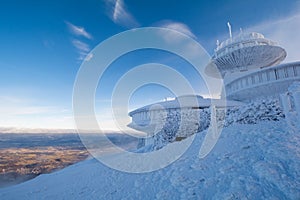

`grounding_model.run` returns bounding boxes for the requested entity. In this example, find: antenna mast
[227,22,232,39]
